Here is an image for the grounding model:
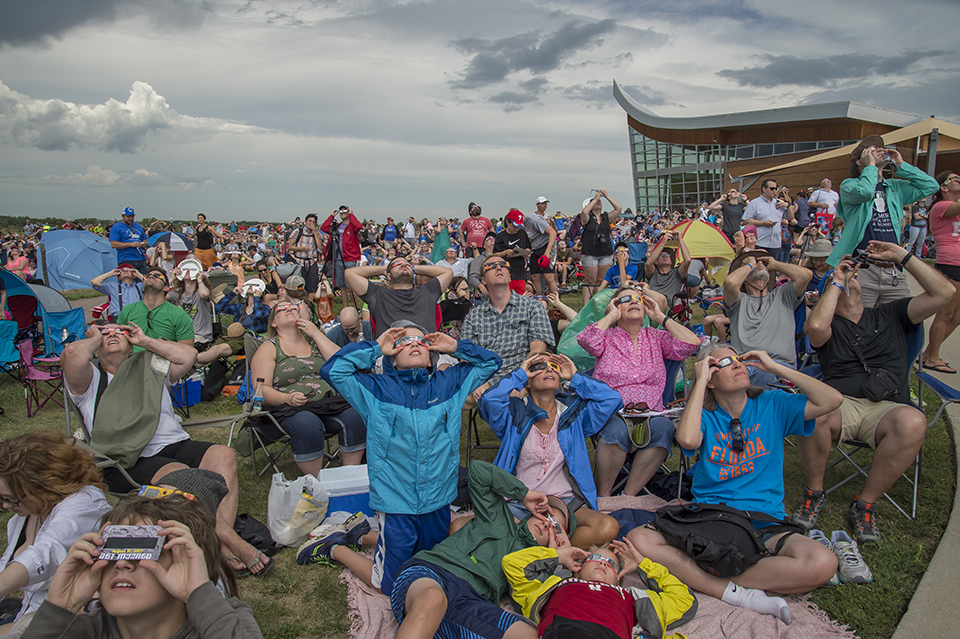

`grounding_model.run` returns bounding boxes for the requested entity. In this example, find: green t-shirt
[117,301,195,350]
